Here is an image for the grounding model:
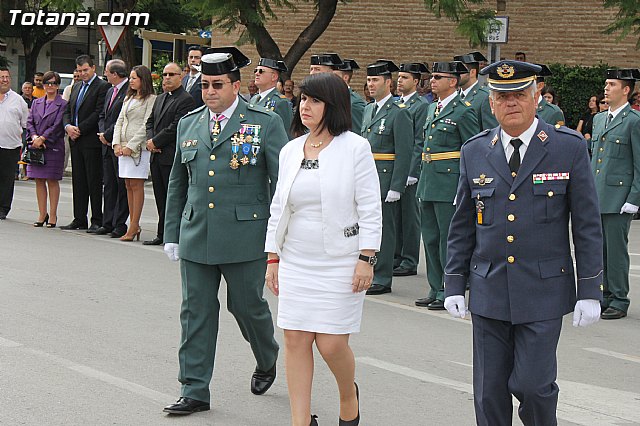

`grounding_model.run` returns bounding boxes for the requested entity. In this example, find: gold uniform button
[428,135,433,140]
[599,147,604,152]
[253,213,258,218]
[443,127,447,131]
[596,169,600,174]
[383,168,388,172]
[508,194,516,201]
[508,214,515,222]
[507,235,514,243]
[619,181,623,185]
[208,186,214,192]
[209,170,214,176]
[616,139,620,144]
[367,128,371,133]
[561,267,565,273]
[597,159,602,163]
[447,168,451,172]
[507,256,515,263]
[426,147,431,152]
[432,124,435,128]
[547,191,554,197]
[210,154,216,161]
[208,203,214,209]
